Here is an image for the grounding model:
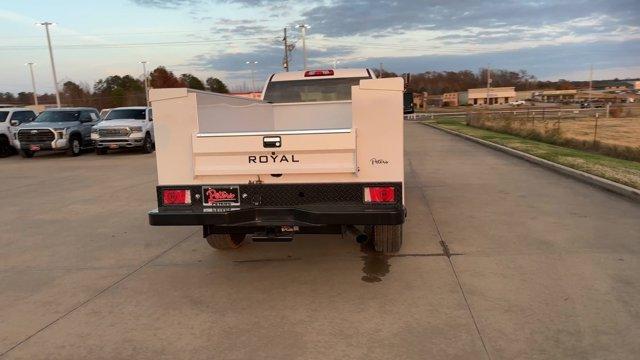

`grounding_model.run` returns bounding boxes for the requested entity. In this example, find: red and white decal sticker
[202,186,240,206]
